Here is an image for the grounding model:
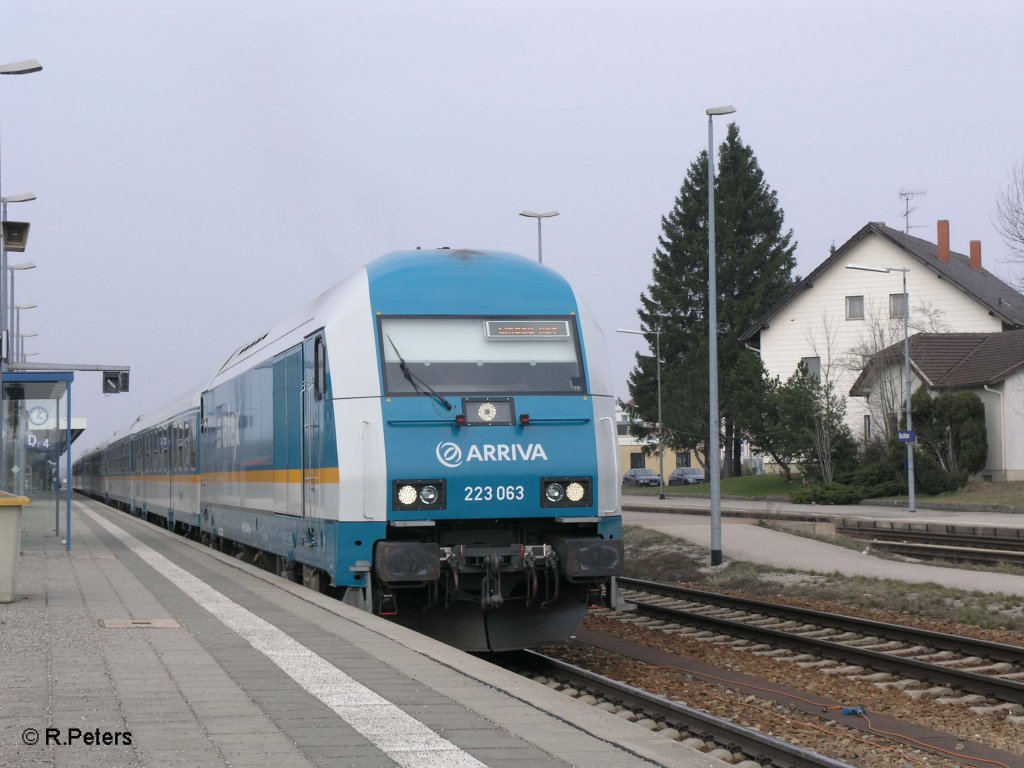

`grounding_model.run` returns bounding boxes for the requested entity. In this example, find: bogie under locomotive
[74,249,622,651]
